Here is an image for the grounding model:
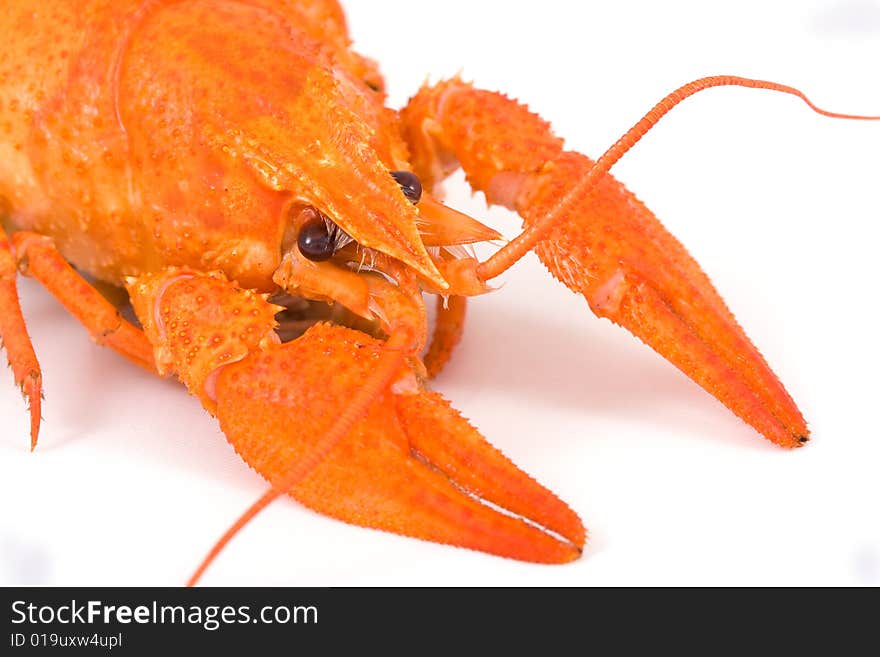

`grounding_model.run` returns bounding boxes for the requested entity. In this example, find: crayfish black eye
[391,170,423,204]
[297,210,338,262]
